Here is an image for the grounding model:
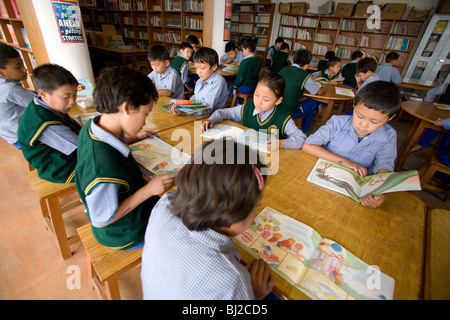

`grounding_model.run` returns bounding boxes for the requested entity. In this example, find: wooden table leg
[395,119,428,171]
[105,277,121,300]
[46,196,72,260]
